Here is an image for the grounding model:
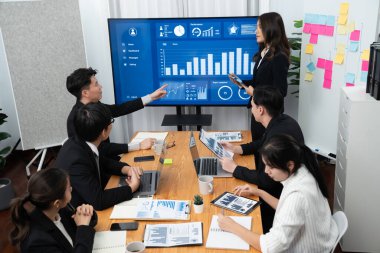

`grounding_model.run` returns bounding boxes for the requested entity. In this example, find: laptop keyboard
[139,173,153,192]
[199,158,218,175]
